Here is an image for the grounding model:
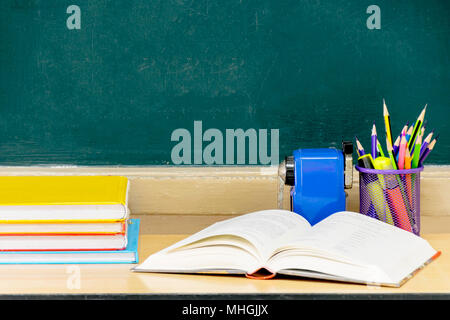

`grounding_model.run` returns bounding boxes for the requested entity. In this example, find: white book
[133,210,440,287]
[0,234,127,251]
[0,221,125,234]
[0,219,140,264]
[0,204,129,221]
